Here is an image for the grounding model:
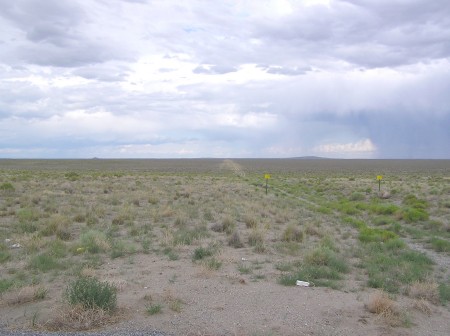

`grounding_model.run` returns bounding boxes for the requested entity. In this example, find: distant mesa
[290,156,330,160]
